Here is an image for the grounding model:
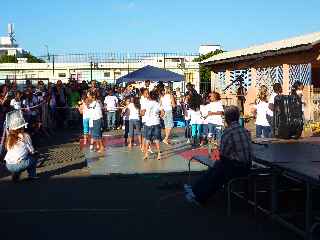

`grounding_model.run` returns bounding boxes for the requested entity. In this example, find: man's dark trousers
[192,157,250,204]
